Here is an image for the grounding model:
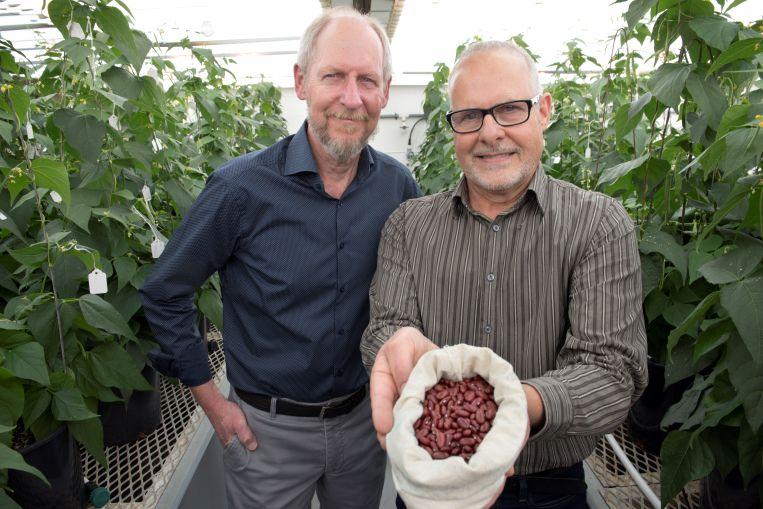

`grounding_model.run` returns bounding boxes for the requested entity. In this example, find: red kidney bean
[415,375,497,462]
